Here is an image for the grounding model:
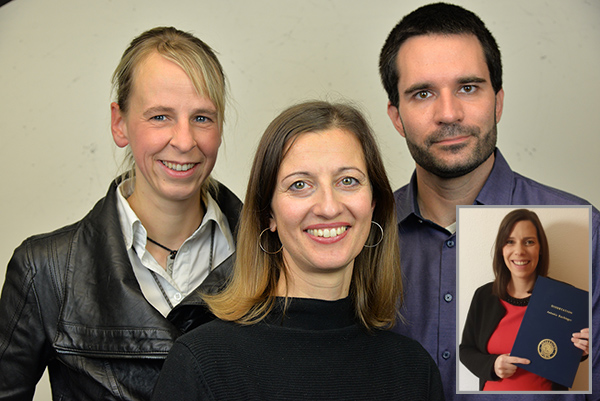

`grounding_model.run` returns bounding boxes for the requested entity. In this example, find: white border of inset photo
[456,205,592,394]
